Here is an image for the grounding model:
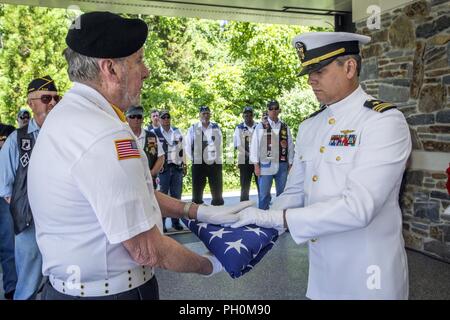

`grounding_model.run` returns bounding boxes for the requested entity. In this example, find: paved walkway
[2,190,449,300]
